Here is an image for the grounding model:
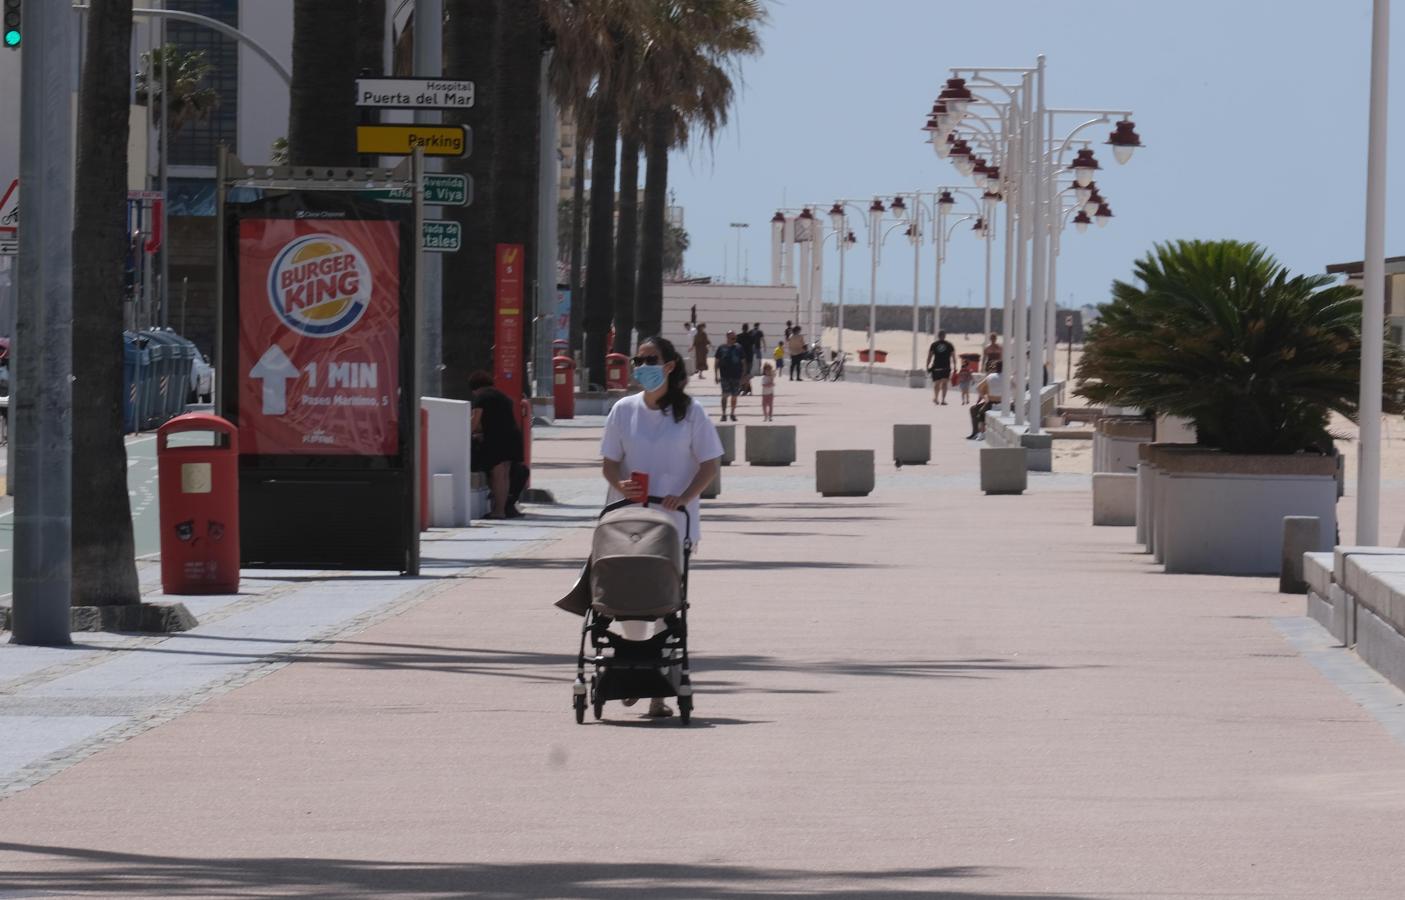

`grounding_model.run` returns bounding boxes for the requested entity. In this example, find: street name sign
[422,221,462,253]
[365,173,471,207]
[356,124,471,158]
[356,78,475,110]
